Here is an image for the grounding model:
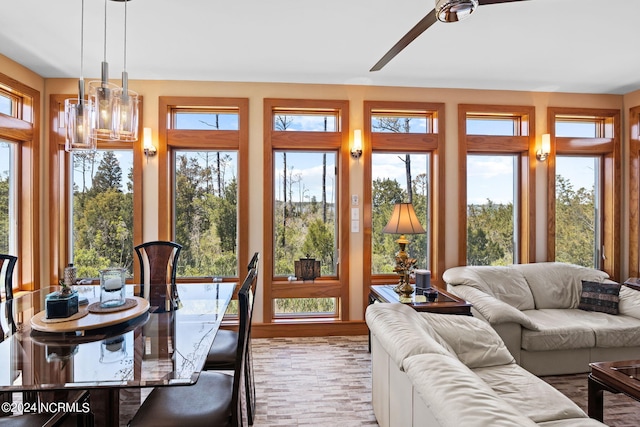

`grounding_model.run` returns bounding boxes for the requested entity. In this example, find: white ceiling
[1,0,639,95]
